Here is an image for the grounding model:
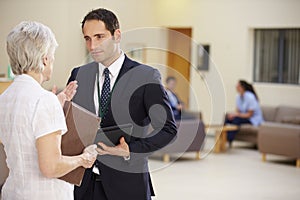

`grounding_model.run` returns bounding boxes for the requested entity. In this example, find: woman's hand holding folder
[80,144,98,168]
